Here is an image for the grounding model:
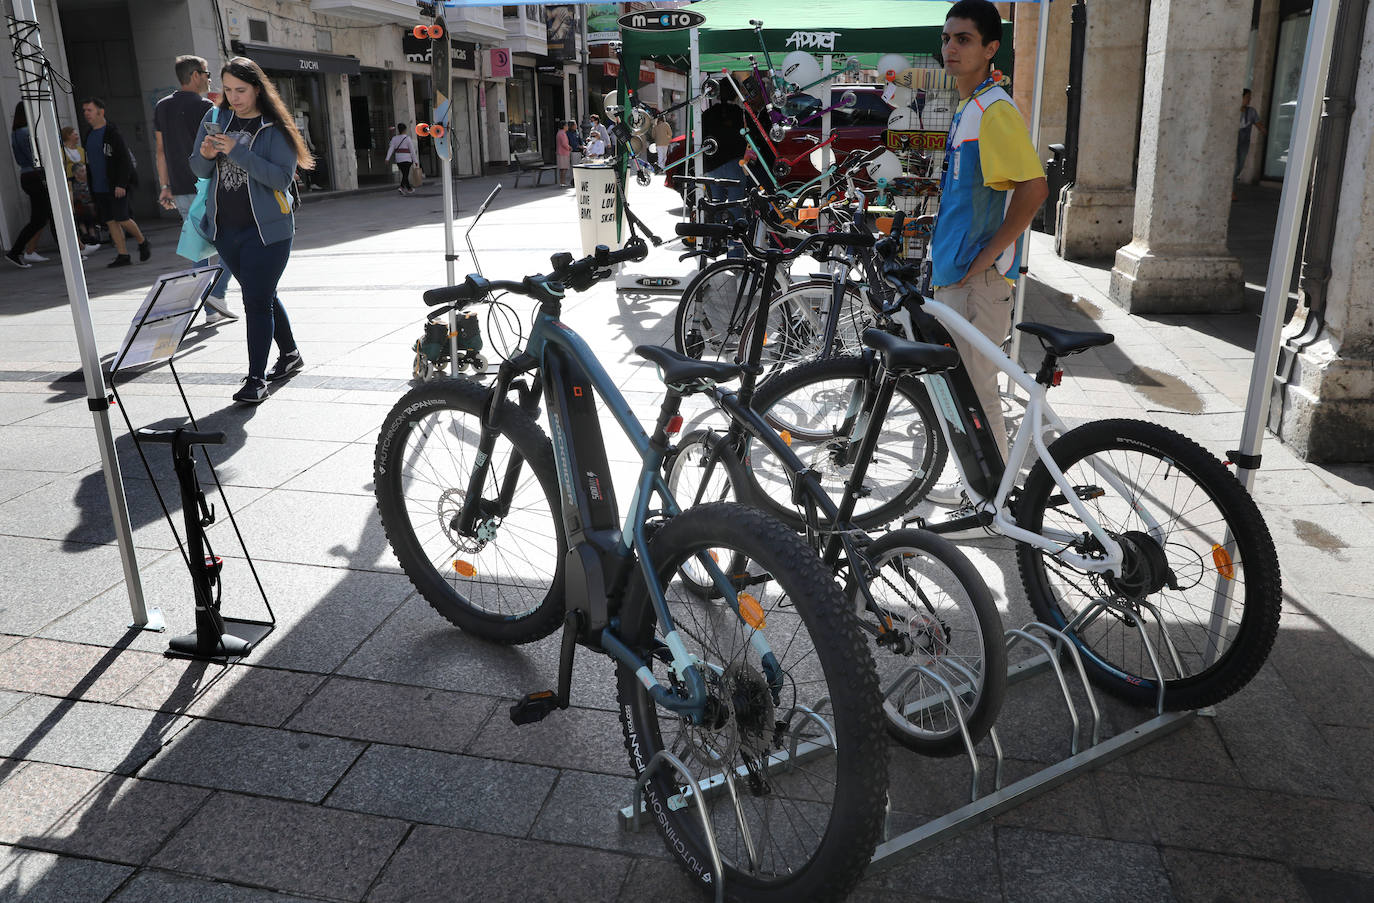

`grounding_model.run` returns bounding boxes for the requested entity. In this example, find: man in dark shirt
[699,85,750,254]
[82,98,149,268]
[155,55,235,321]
